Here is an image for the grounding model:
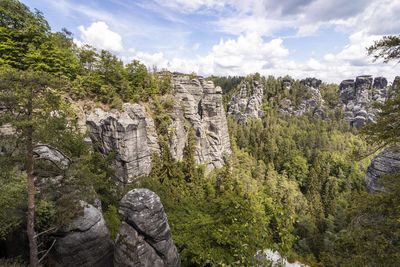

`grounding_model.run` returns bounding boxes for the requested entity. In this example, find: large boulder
[49,202,113,267]
[365,147,400,192]
[114,188,180,267]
